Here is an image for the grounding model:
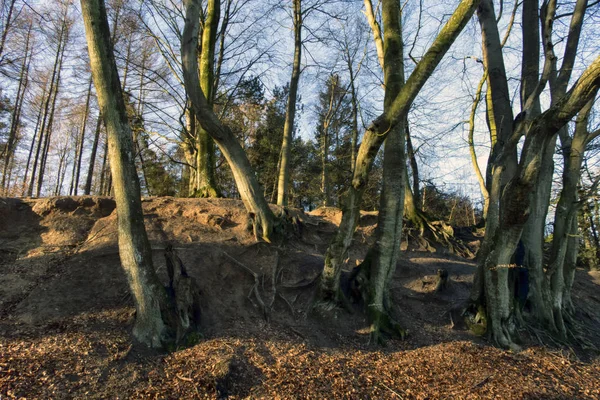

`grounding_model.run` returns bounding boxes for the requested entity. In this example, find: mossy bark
[182,0,275,241]
[318,0,480,305]
[81,0,200,349]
